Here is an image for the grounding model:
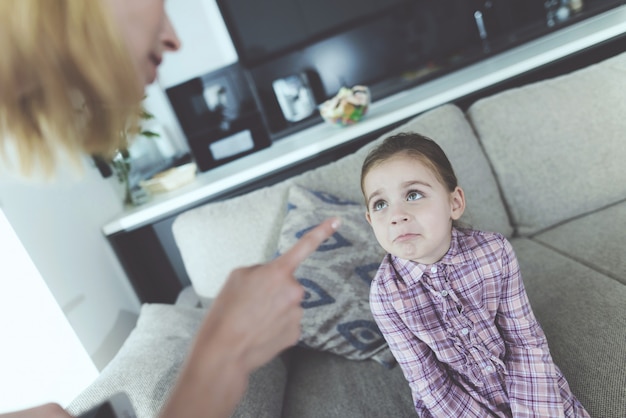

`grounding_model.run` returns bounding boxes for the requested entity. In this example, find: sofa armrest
[67,303,289,418]
[66,304,204,417]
